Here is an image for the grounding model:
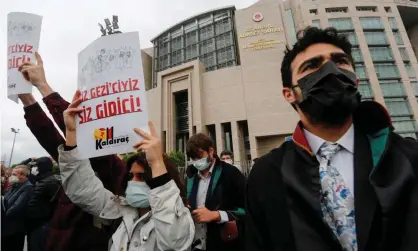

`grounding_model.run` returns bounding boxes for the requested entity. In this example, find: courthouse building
[140,0,418,172]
